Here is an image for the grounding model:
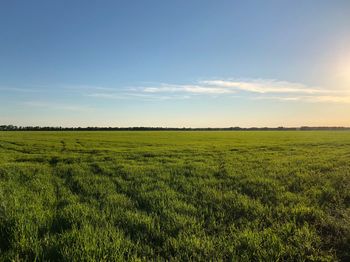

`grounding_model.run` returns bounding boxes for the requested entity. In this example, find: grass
[0,131,349,261]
